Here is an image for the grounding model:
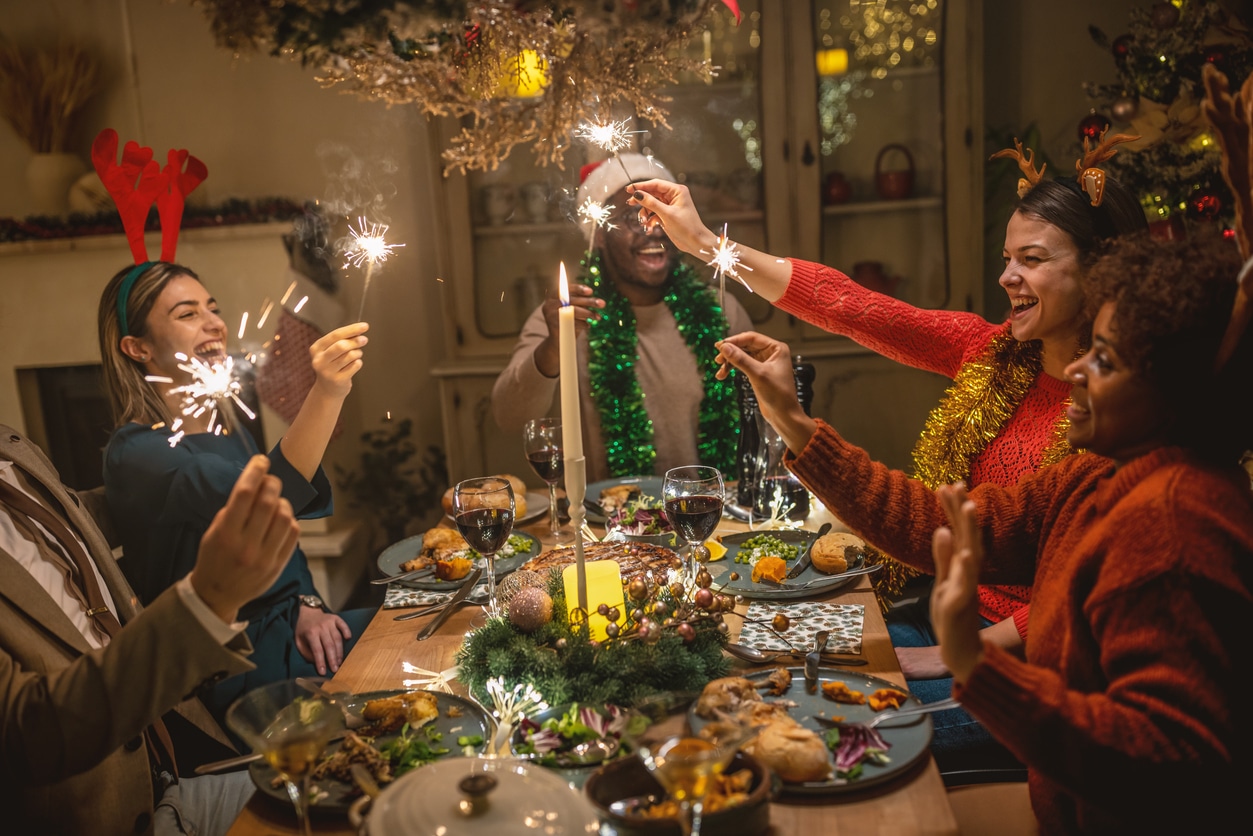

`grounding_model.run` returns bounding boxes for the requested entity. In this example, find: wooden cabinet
[430,0,982,481]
